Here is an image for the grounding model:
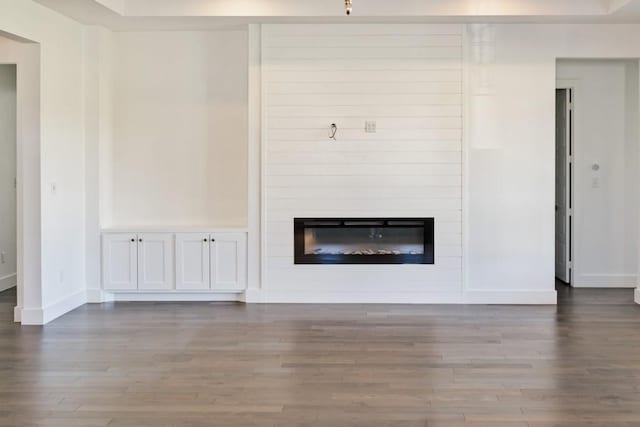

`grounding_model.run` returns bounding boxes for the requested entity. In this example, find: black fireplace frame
[294,218,435,265]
